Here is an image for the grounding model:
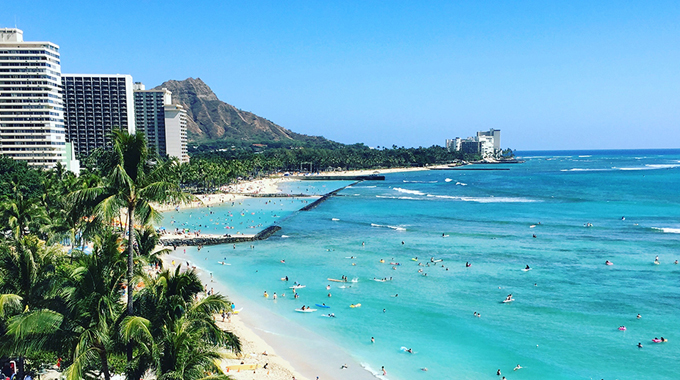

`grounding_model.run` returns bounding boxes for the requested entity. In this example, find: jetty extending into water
[290,175,385,181]
[300,181,359,211]
[159,225,282,247]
